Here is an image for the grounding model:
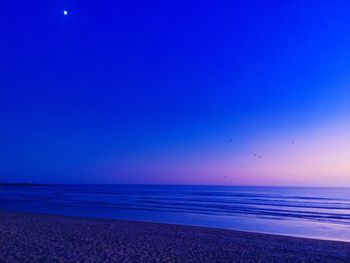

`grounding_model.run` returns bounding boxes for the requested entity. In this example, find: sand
[0,211,349,262]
